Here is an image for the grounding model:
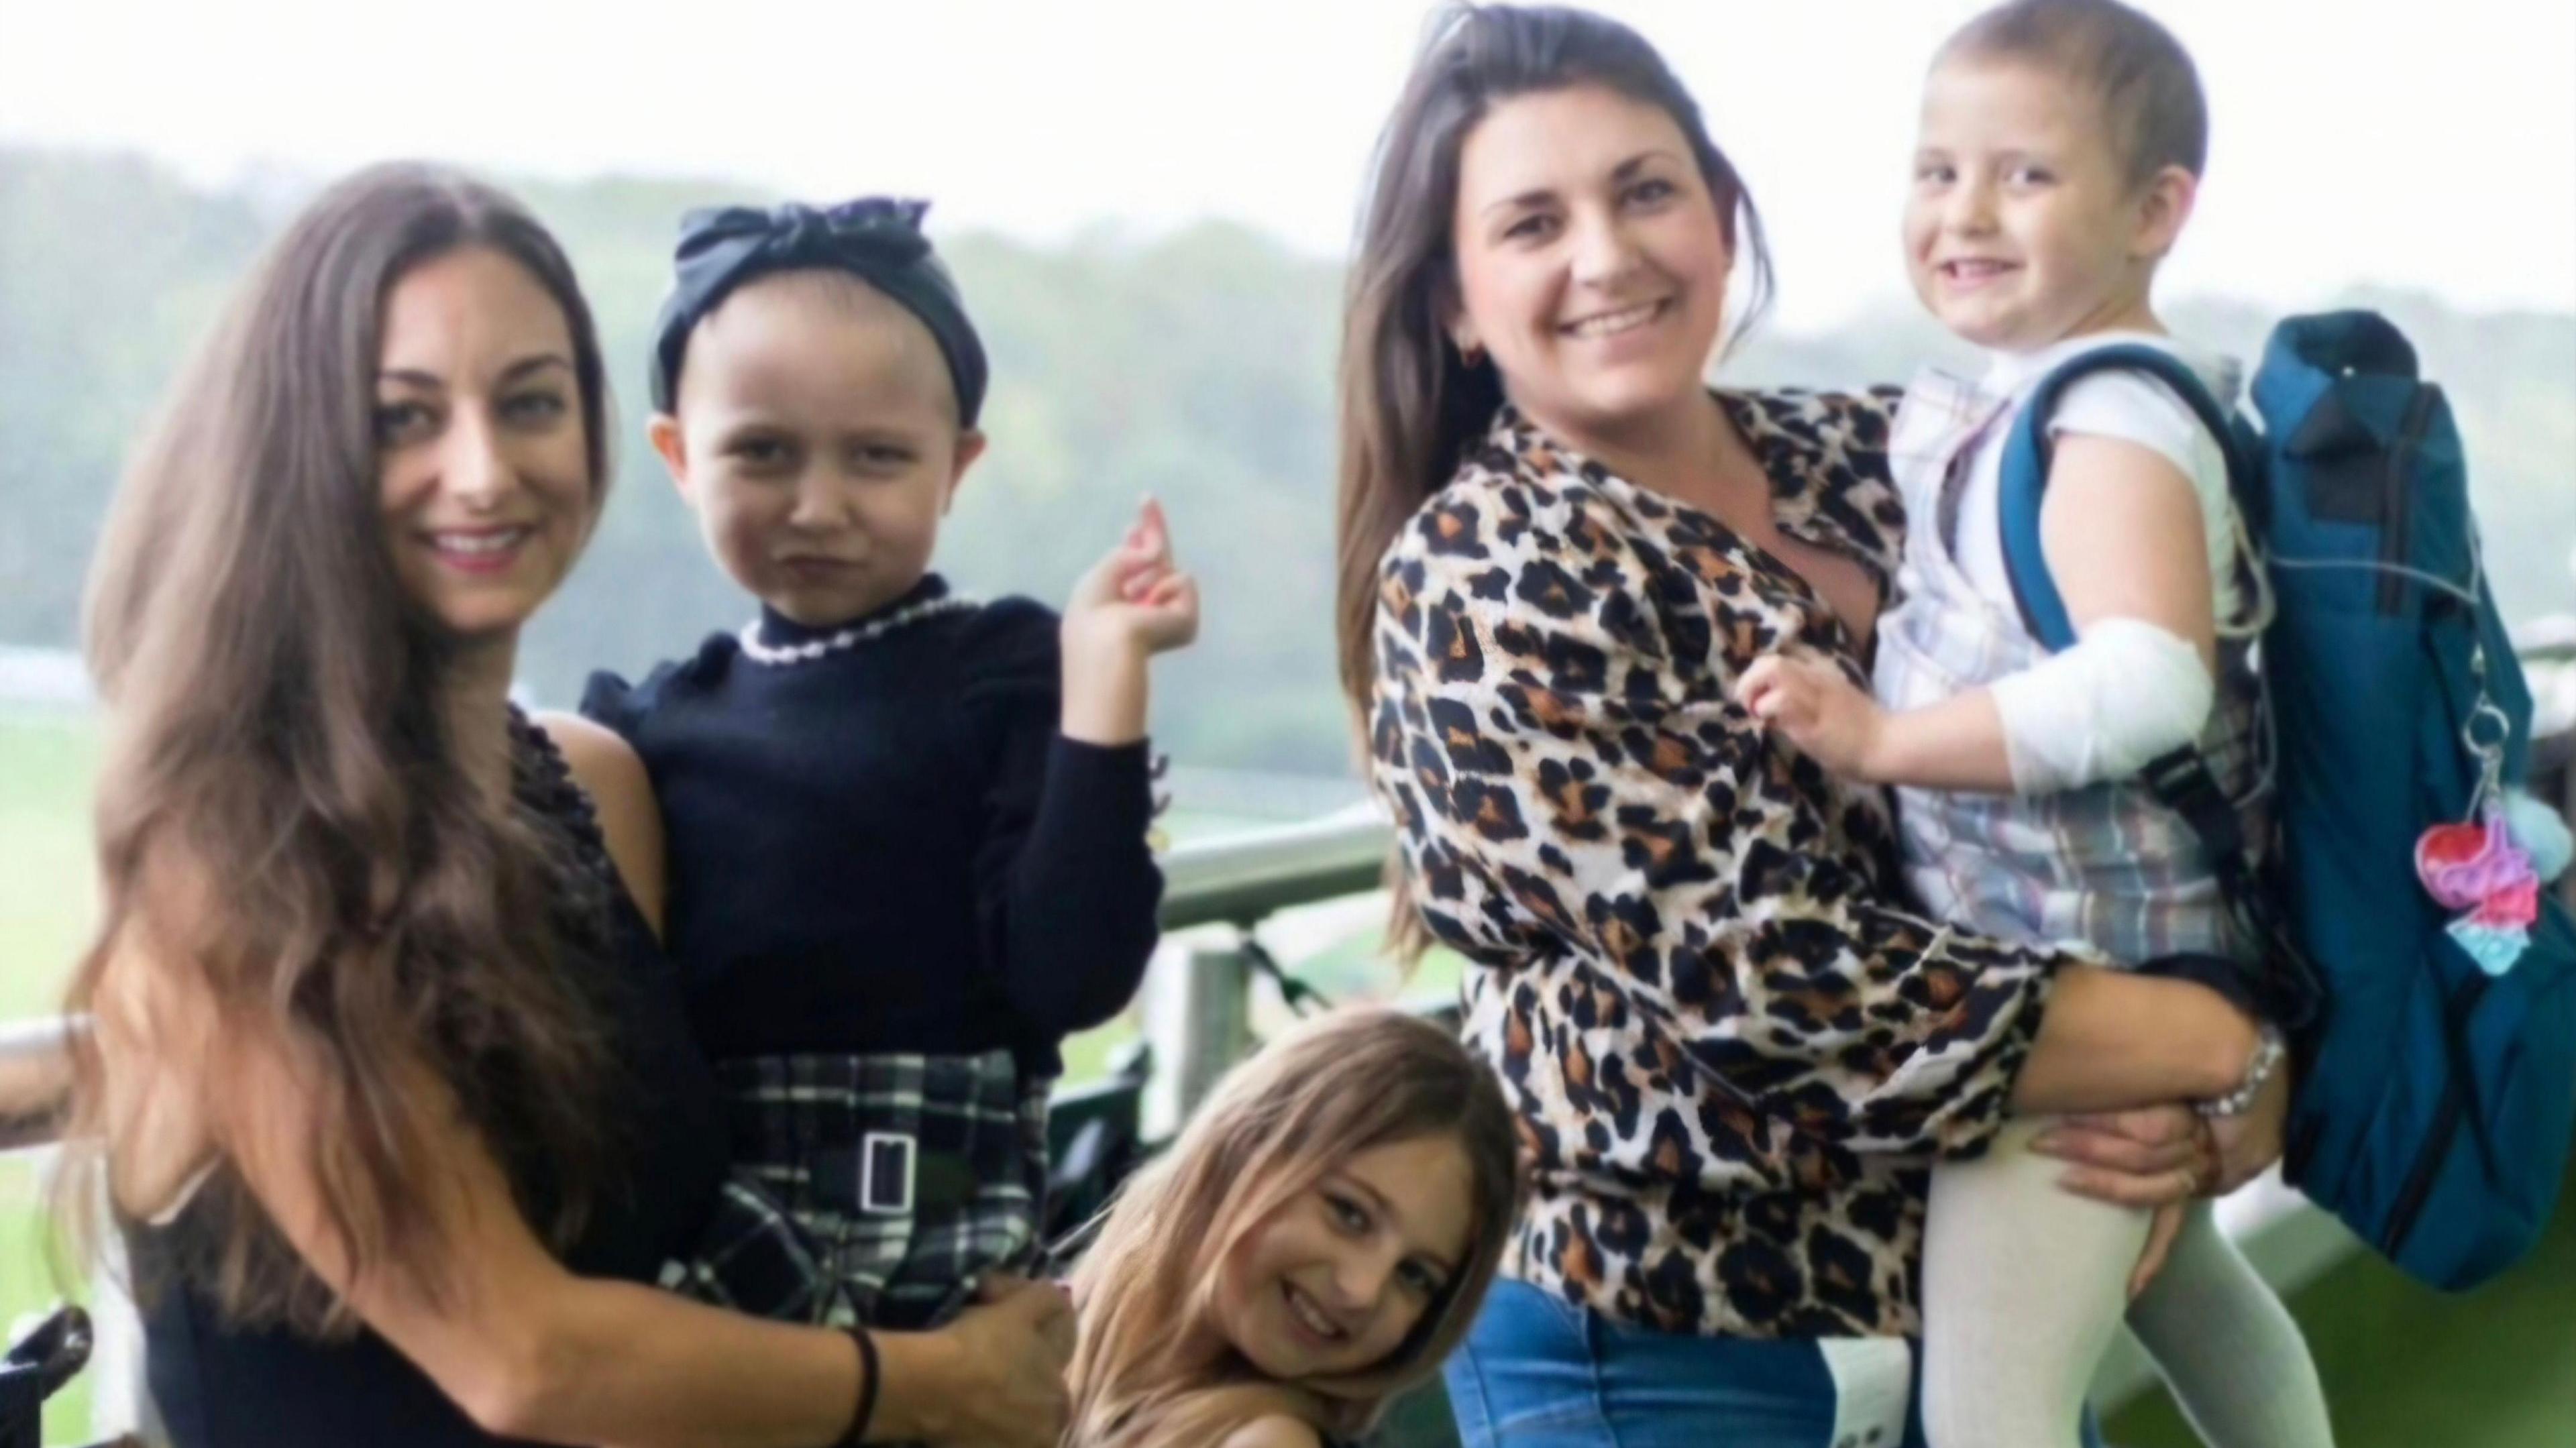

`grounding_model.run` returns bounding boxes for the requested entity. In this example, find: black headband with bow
[647,197,988,427]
